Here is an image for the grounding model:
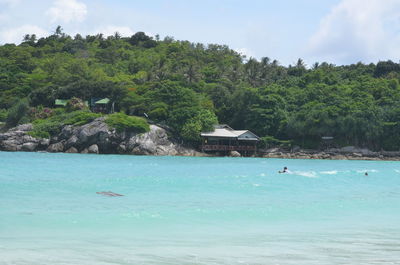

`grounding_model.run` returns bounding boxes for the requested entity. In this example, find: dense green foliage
[28,110,101,138]
[2,27,400,149]
[0,109,8,122]
[105,112,149,133]
[6,99,30,127]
